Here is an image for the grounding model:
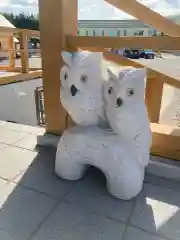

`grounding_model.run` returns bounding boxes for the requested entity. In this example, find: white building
[77,16,180,37]
[78,20,157,37]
